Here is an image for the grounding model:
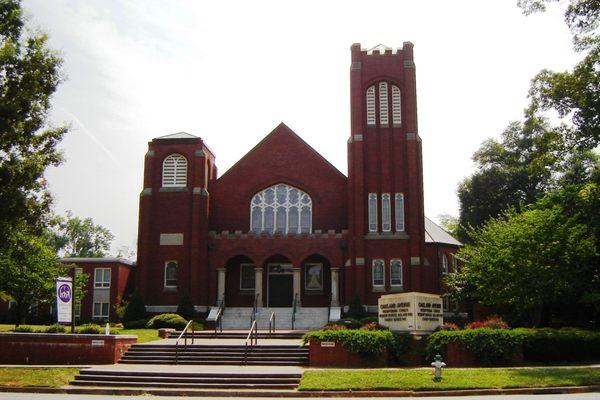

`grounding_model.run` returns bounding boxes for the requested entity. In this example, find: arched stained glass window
[250,184,312,234]
[379,82,389,125]
[392,85,401,126]
[366,86,376,126]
